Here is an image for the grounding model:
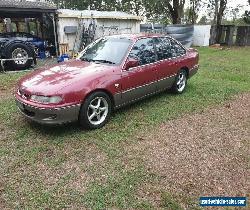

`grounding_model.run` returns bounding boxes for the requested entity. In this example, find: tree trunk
[166,0,185,24]
[213,0,219,25]
[215,0,227,43]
